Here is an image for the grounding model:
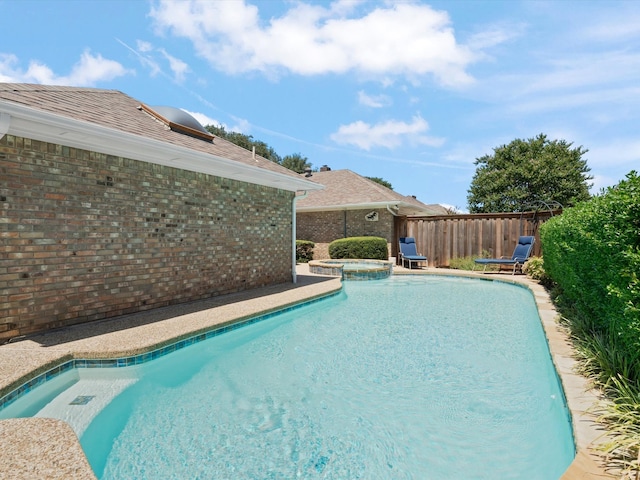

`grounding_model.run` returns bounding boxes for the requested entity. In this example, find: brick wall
[0,135,294,340]
[297,208,394,259]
